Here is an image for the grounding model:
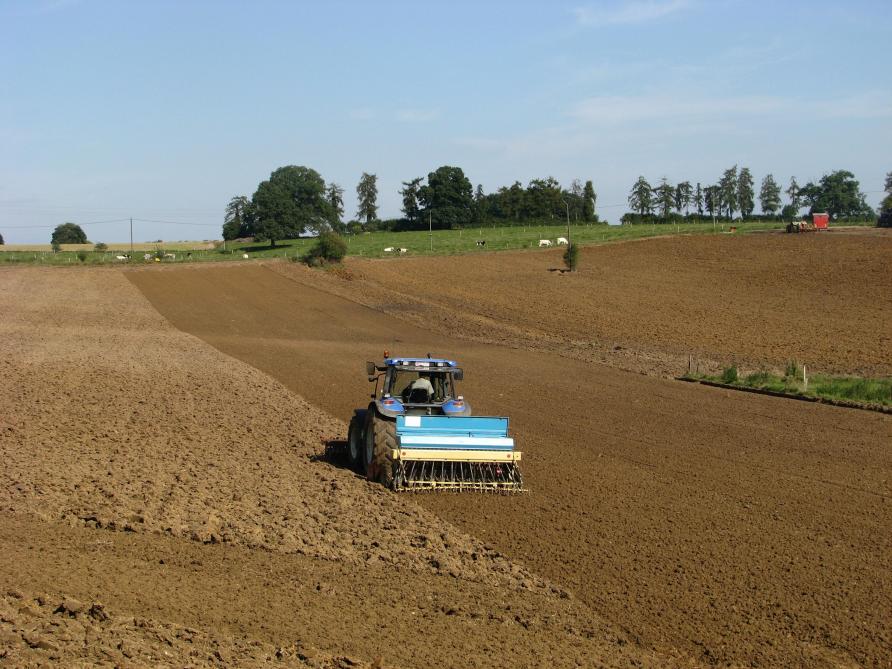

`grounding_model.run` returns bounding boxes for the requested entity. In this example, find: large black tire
[347,414,365,472]
[364,412,396,488]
